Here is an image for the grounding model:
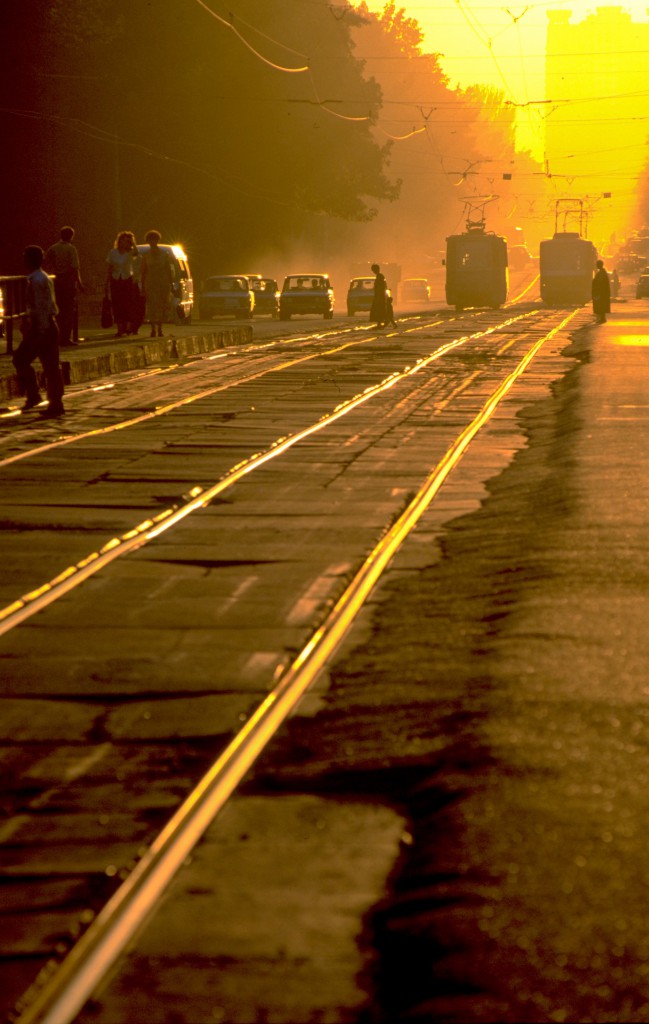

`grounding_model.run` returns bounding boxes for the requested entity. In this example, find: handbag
[101,295,113,329]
